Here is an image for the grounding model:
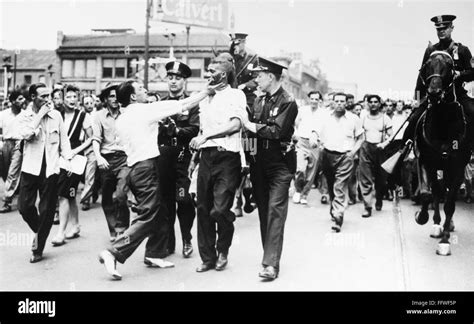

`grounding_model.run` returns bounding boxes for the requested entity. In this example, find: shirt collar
[105,107,122,118]
[264,86,283,103]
